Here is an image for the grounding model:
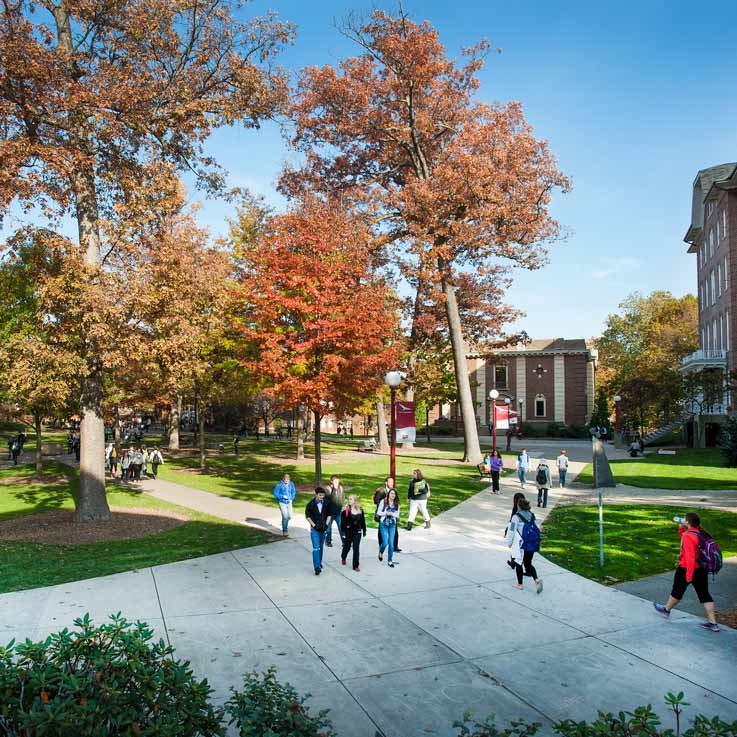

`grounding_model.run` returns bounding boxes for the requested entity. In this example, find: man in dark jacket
[325,474,345,547]
[305,487,331,575]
